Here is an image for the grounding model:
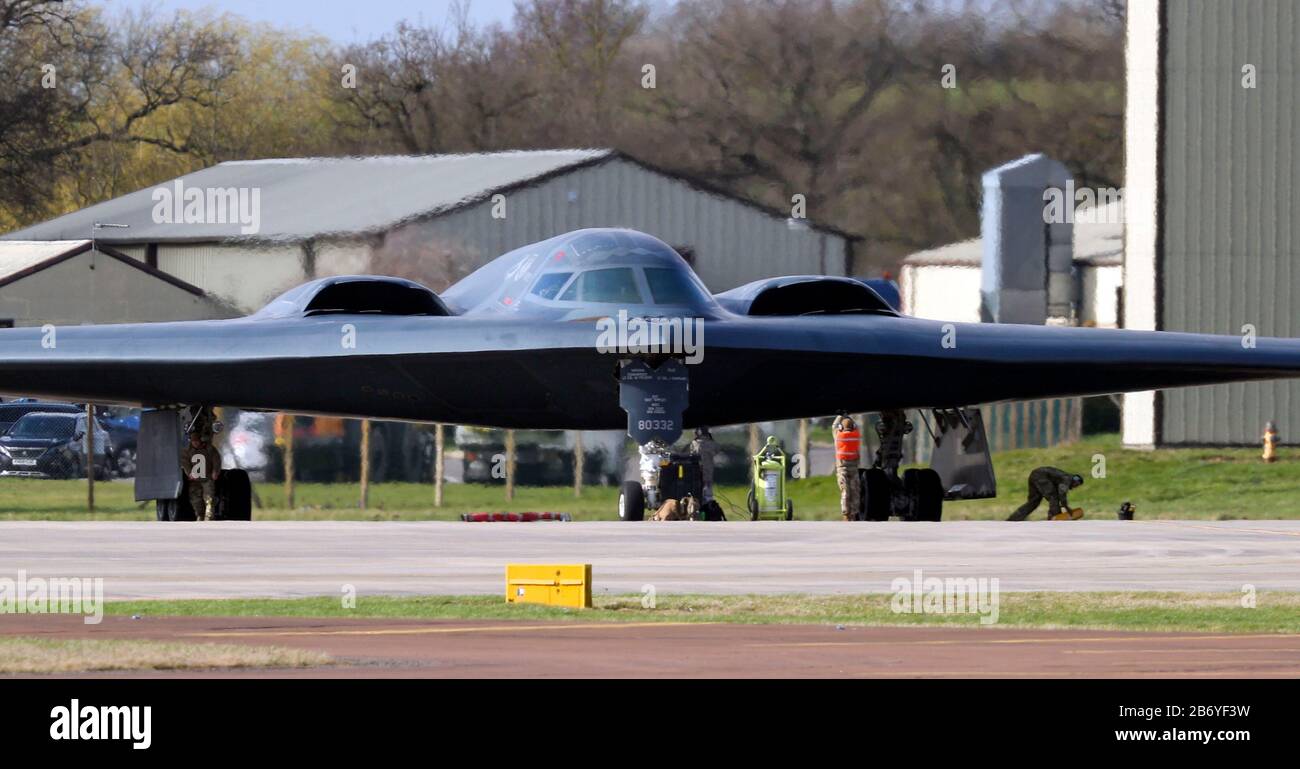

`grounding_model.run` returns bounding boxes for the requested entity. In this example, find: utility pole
[433,423,445,507]
[85,403,95,514]
[573,430,584,498]
[359,419,370,510]
[504,429,516,501]
[85,224,127,515]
